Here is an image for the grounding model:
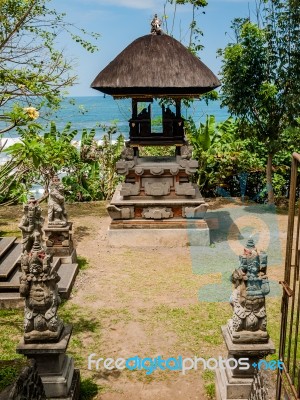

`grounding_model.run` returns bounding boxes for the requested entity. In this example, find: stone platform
[107,181,210,247]
[108,183,208,220]
[108,219,210,247]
